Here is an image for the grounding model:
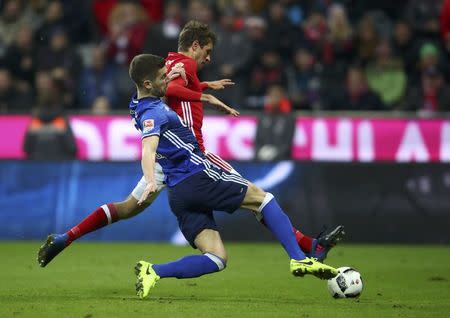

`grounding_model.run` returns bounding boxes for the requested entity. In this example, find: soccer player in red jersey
[162,21,344,259]
[37,21,343,268]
